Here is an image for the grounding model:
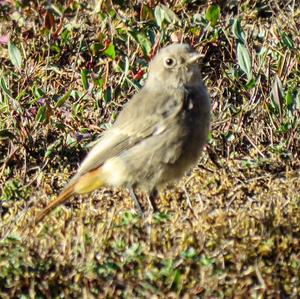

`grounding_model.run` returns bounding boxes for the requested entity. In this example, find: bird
[35,43,211,223]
